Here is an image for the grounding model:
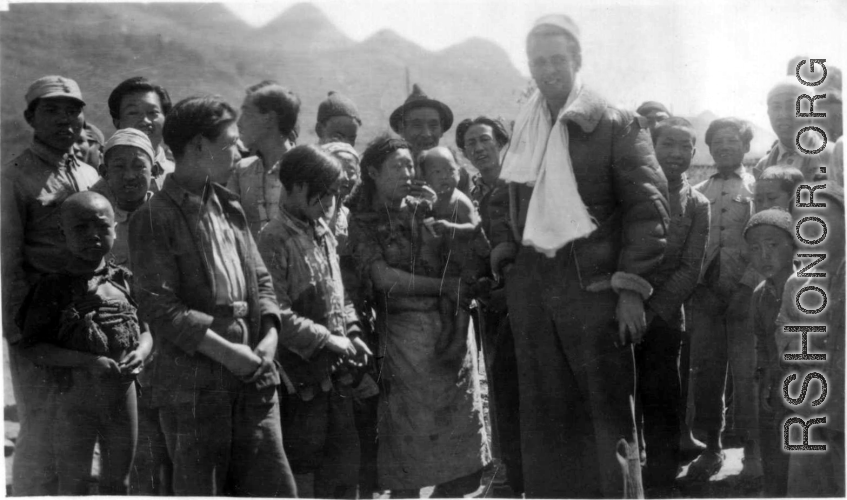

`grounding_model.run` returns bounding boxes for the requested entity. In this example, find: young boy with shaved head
[16,191,152,494]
